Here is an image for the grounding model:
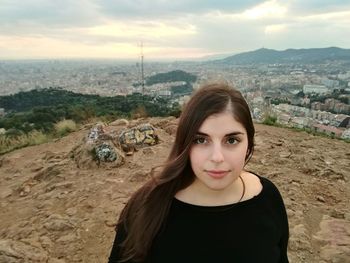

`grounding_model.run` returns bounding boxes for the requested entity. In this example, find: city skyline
[1,0,350,60]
